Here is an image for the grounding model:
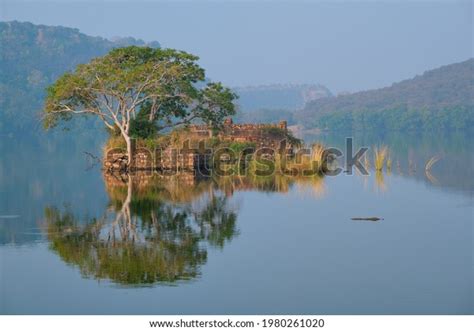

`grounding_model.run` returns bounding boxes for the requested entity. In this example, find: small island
[42,45,326,177]
[103,118,302,172]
